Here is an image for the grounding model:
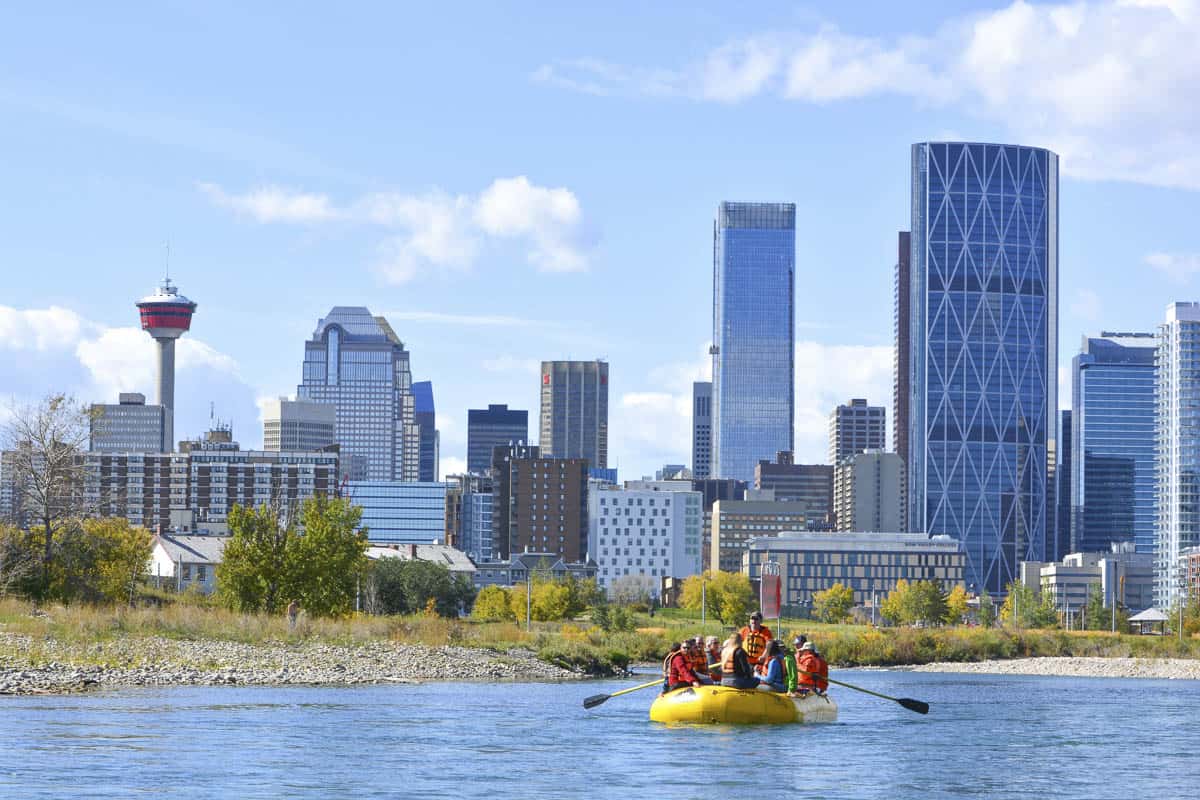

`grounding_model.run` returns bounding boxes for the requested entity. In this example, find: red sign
[760,574,781,618]
[542,374,550,385]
